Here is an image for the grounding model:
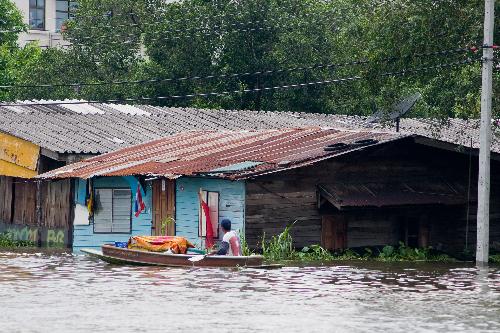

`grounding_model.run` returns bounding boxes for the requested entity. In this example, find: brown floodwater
[0,250,499,333]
